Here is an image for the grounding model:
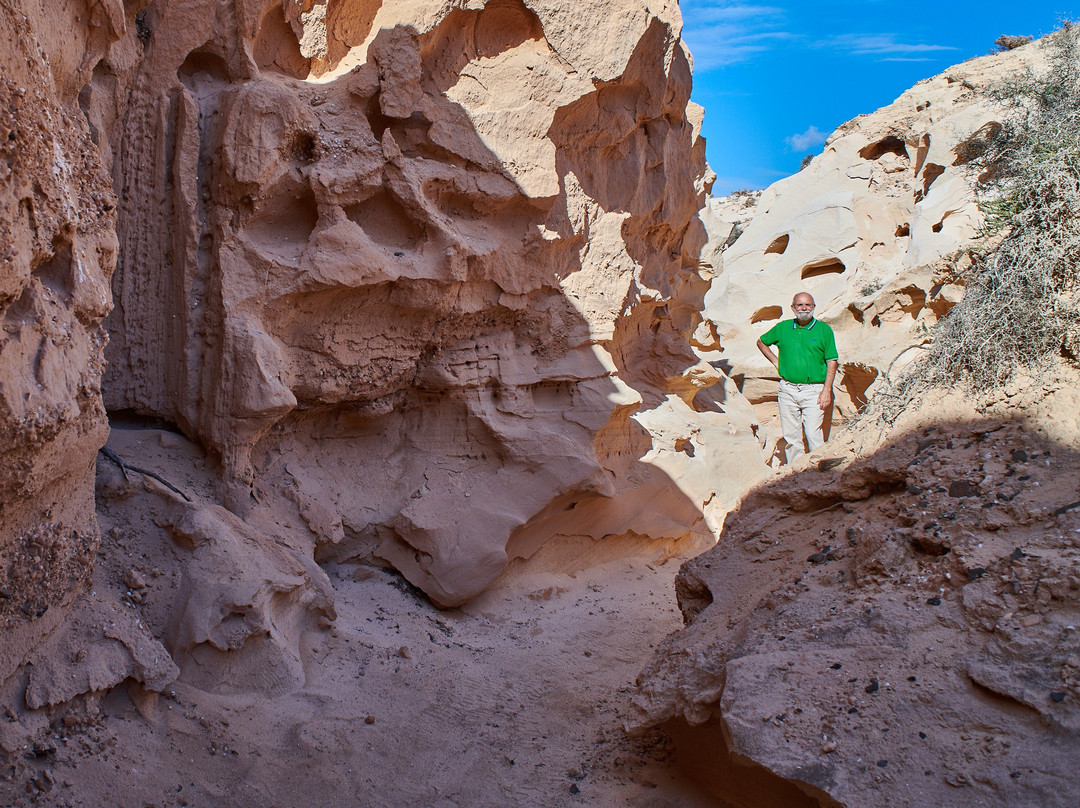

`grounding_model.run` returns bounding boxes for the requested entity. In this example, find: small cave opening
[800,258,846,281]
[858,135,908,162]
[345,189,426,251]
[764,234,789,255]
[840,363,880,411]
[750,305,784,324]
[922,163,946,196]
[289,131,318,165]
[177,47,232,98]
[106,409,189,437]
[245,186,320,259]
[952,121,1002,165]
[895,223,910,238]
